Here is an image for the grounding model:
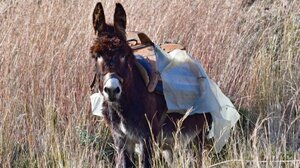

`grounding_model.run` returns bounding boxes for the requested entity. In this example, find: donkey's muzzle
[104,86,120,101]
[102,73,122,102]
